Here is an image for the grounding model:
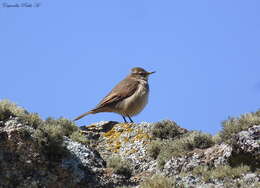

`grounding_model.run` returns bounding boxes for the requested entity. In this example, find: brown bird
[74,67,155,123]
